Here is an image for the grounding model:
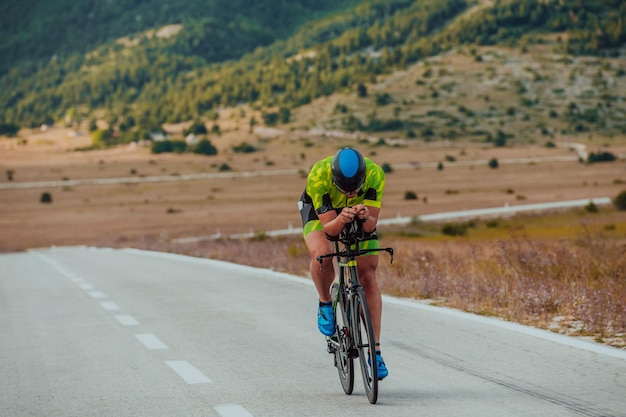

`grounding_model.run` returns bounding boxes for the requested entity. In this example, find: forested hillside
[1,0,624,142]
